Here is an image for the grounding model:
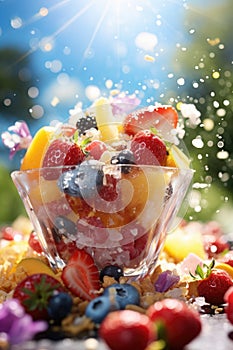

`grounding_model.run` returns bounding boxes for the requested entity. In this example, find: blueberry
[58,168,82,197]
[85,295,120,324]
[58,161,104,198]
[54,216,77,238]
[110,149,135,173]
[100,265,124,282]
[103,283,140,309]
[47,292,73,321]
